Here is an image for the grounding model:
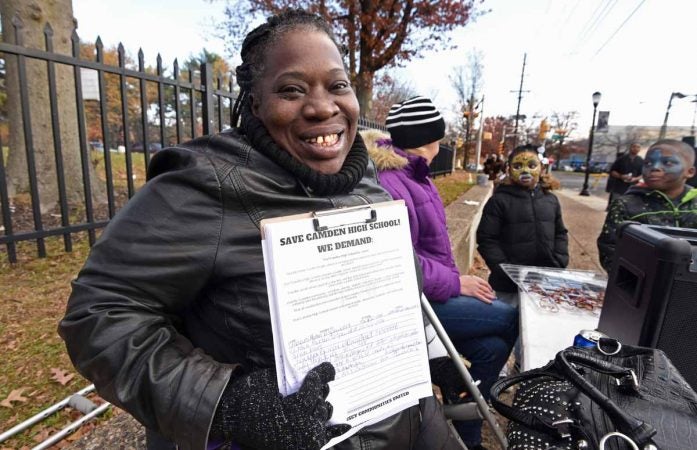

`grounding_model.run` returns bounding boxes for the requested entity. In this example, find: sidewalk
[554,188,608,273]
